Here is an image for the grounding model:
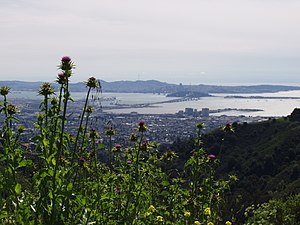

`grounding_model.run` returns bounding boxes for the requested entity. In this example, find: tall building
[185,108,194,116]
[202,108,209,117]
